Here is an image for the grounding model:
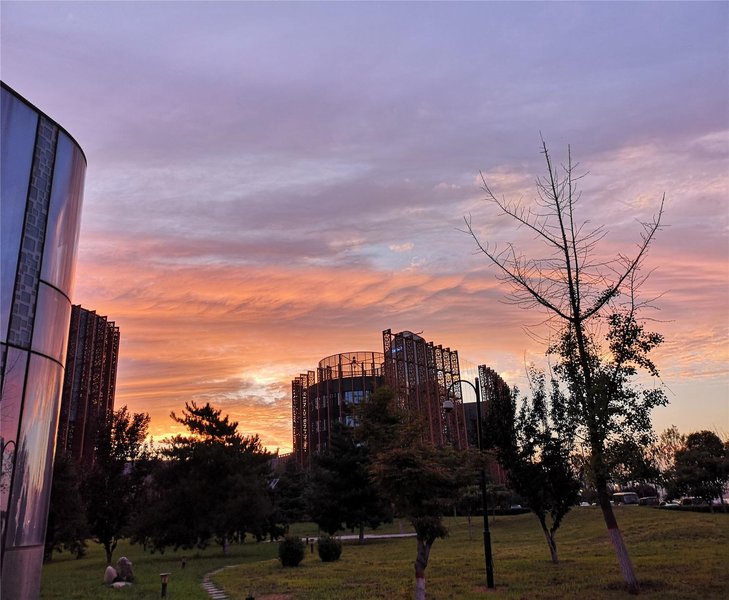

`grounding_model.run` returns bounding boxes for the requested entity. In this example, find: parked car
[681,497,707,506]
[639,496,660,506]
